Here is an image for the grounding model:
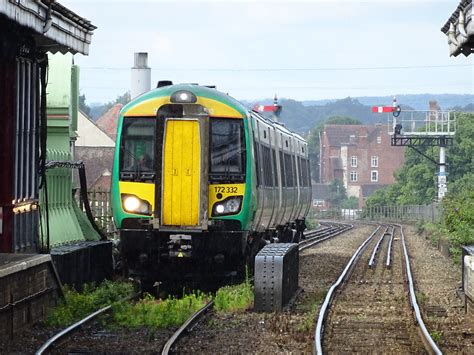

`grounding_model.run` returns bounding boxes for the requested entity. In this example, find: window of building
[371,156,378,168]
[371,170,379,182]
[377,136,381,144]
[351,156,357,167]
[350,171,357,182]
